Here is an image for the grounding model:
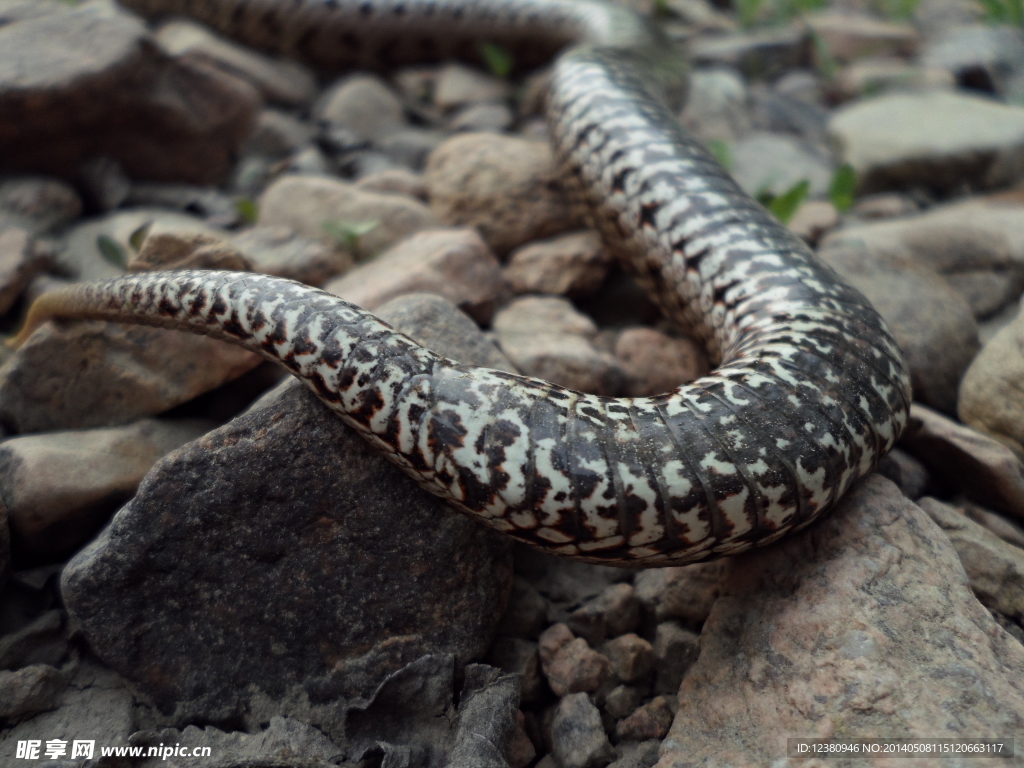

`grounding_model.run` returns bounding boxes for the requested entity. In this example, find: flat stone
[449,102,515,134]
[729,131,833,198]
[551,693,615,768]
[325,228,503,325]
[425,133,583,256]
[921,24,1024,99]
[901,404,1024,522]
[231,226,350,287]
[834,57,955,101]
[434,64,512,111]
[0,1,259,184]
[828,90,1024,194]
[259,174,439,261]
[963,501,1024,548]
[155,19,316,107]
[0,228,53,316]
[0,418,211,560]
[657,476,1024,766]
[614,328,708,398]
[805,12,918,62]
[0,177,81,236]
[919,497,1024,621]
[315,74,406,142]
[59,294,514,728]
[0,319,260,434]
[689,28,811,80]
[504,230,612,298]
